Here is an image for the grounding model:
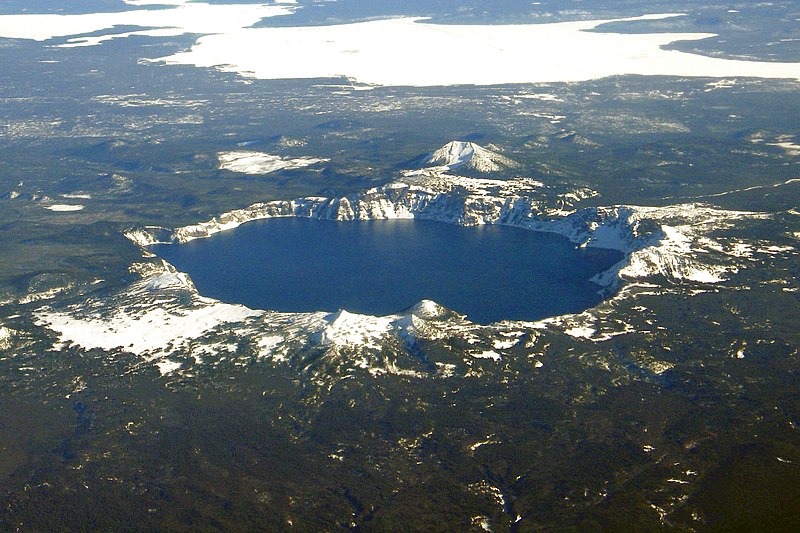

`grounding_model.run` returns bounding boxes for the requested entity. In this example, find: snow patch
[767,141,800,156]
[704,79,737,91]
[472,350,502,361]
[493,338,518,349]
[564,326,596,339]
[469,437,498,452]
[218,151,327,174]
[19,285,74,304]
[45,204,85,212]
[155,360,182,375]
[514,92,564,102]
[0,326,12,350]
[255,334,284,360]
